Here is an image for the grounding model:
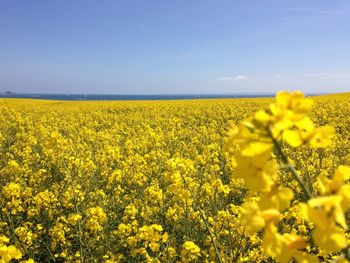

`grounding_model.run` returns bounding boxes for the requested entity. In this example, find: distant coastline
[0,93,322,101]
